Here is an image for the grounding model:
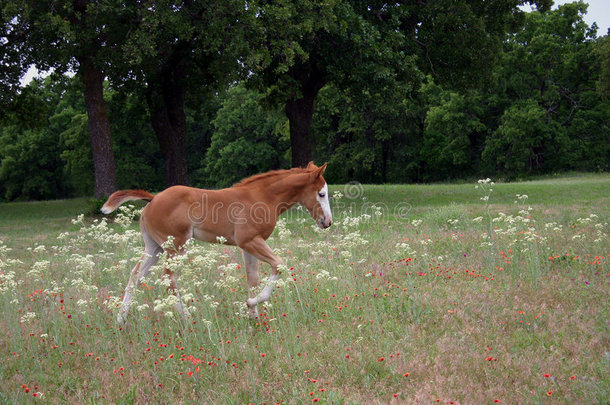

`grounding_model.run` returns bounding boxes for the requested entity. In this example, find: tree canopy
[0,0,607,201]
